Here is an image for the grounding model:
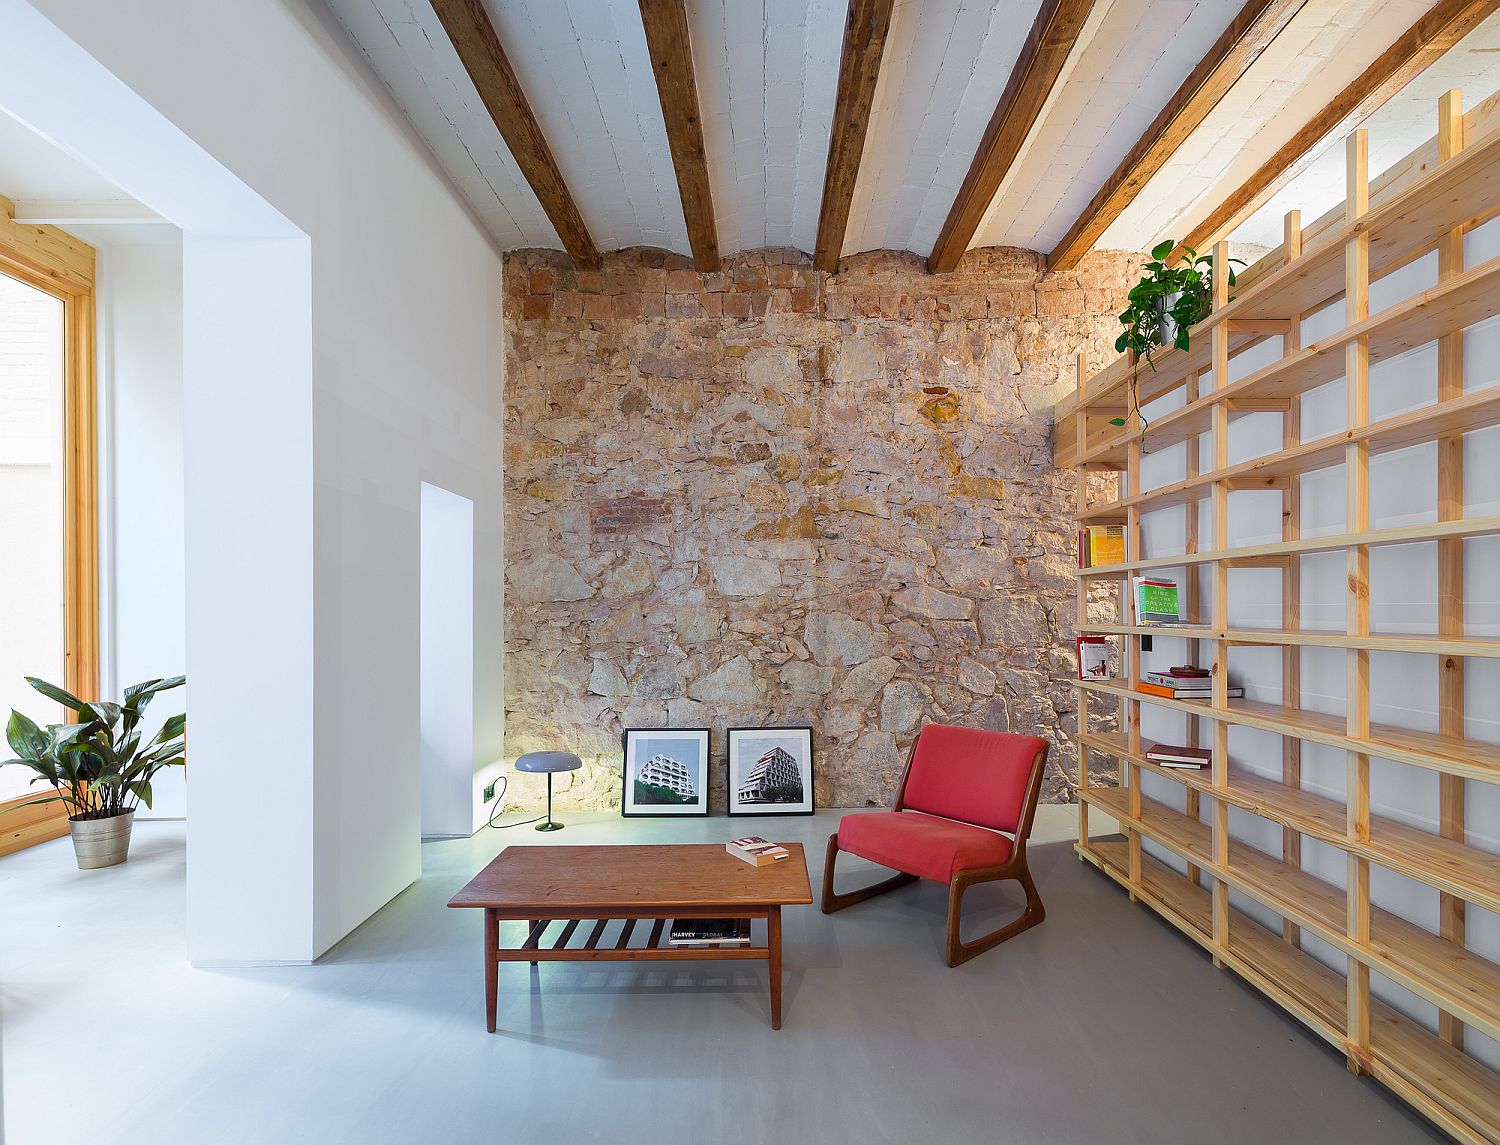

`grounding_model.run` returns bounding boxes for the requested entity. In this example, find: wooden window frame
[0,195,98,855]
